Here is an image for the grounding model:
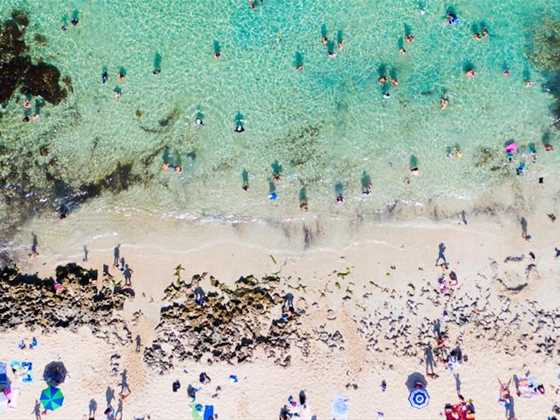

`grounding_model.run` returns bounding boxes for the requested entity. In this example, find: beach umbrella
[405,372,427,392]
[43,361,67,386]
[40,386,64,411]
[409,388,430,409]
